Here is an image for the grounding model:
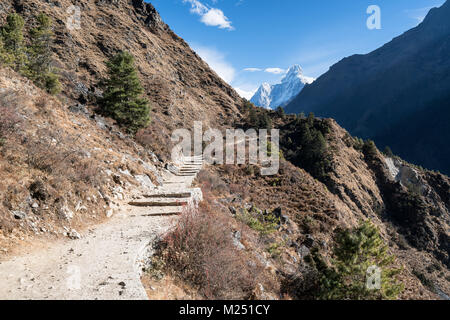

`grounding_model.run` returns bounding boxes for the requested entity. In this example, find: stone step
[173,173,197,177]
[128,199,189,207]
[163,181,188,184]
[143,192,192,199]
[179,168,201,172]
[132,206,184,216]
